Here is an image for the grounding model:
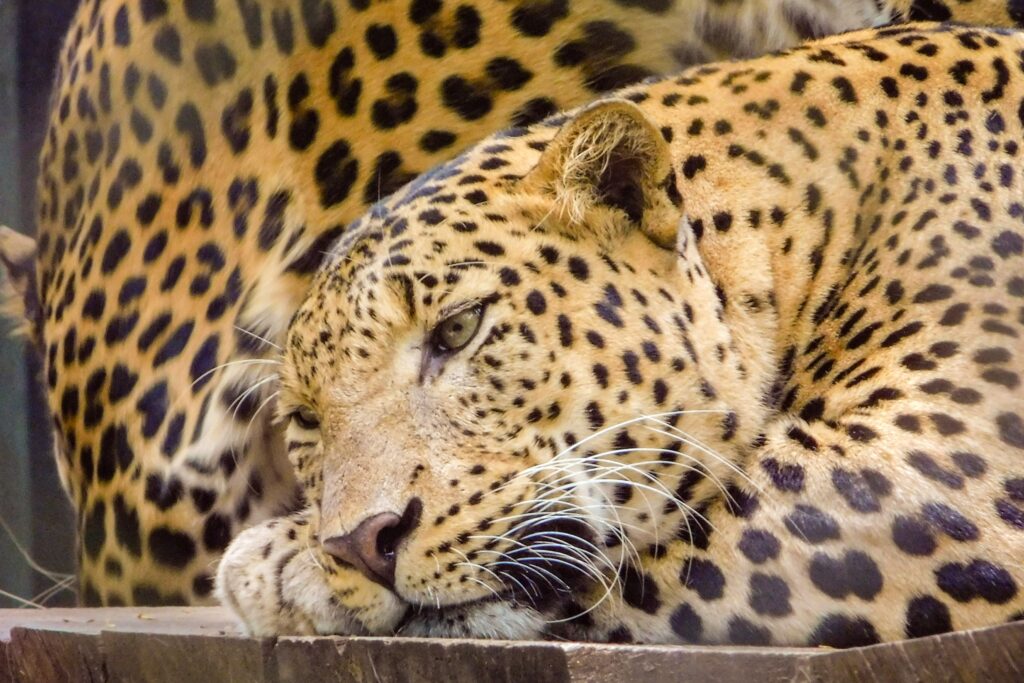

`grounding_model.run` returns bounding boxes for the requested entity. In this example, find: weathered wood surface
[1,607,1022,682]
